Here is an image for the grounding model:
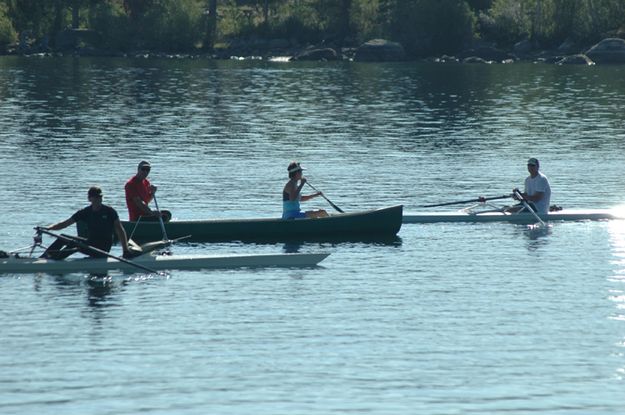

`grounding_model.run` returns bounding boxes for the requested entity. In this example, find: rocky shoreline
[4,31,625,66]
